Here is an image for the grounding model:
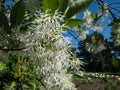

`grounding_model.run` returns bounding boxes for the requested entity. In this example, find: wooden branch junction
[18,51,30,77]
[0,48,25,51]
[18,52,22,77]
[0,46,26,51]
[0,46,29,77]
